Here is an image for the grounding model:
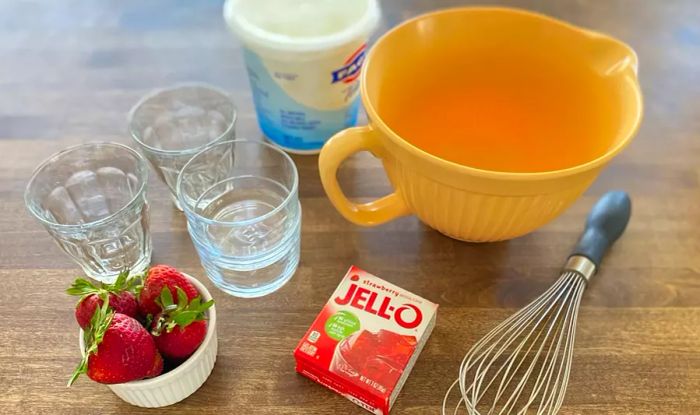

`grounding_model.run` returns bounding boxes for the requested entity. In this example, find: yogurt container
[223,0,381,153]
